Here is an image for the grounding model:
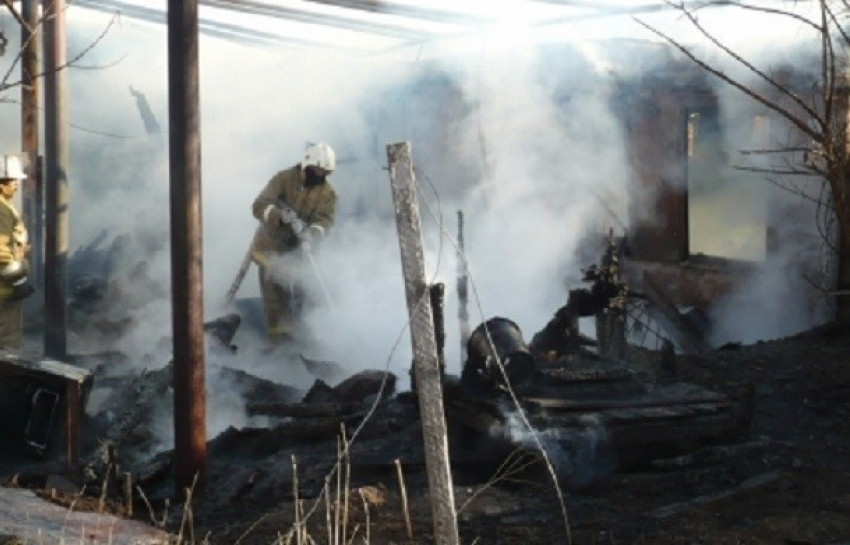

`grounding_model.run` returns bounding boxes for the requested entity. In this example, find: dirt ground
[181,326,850,544]
[2,326,850,545]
